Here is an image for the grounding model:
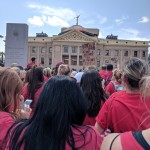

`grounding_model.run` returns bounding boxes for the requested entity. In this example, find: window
[79,46,83,54]
[105,50,109,56]
[72,46,77,53]
[41,57,44,64]
[62,55,69,64]
[124,51,128,56]
[97,61,100,67]
[71,56,77,65]
[105,60,109,64]
[97,49,100,55]
[49,47,52,53]
[134,51,138,57]
[142,51,145,57]
[49,58,52,65]
[115,50,119,56]
[79,56,83,66]
[41,47,46,53]
[63,46,68,53]
[32,47,36,53]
